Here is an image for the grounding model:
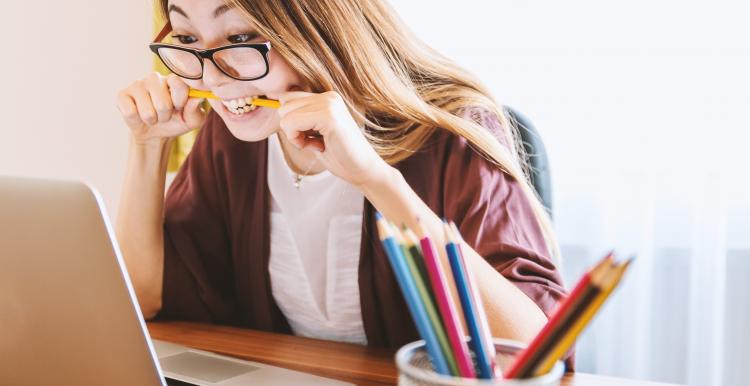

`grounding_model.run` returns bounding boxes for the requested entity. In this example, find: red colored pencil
[504,253,614,378]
